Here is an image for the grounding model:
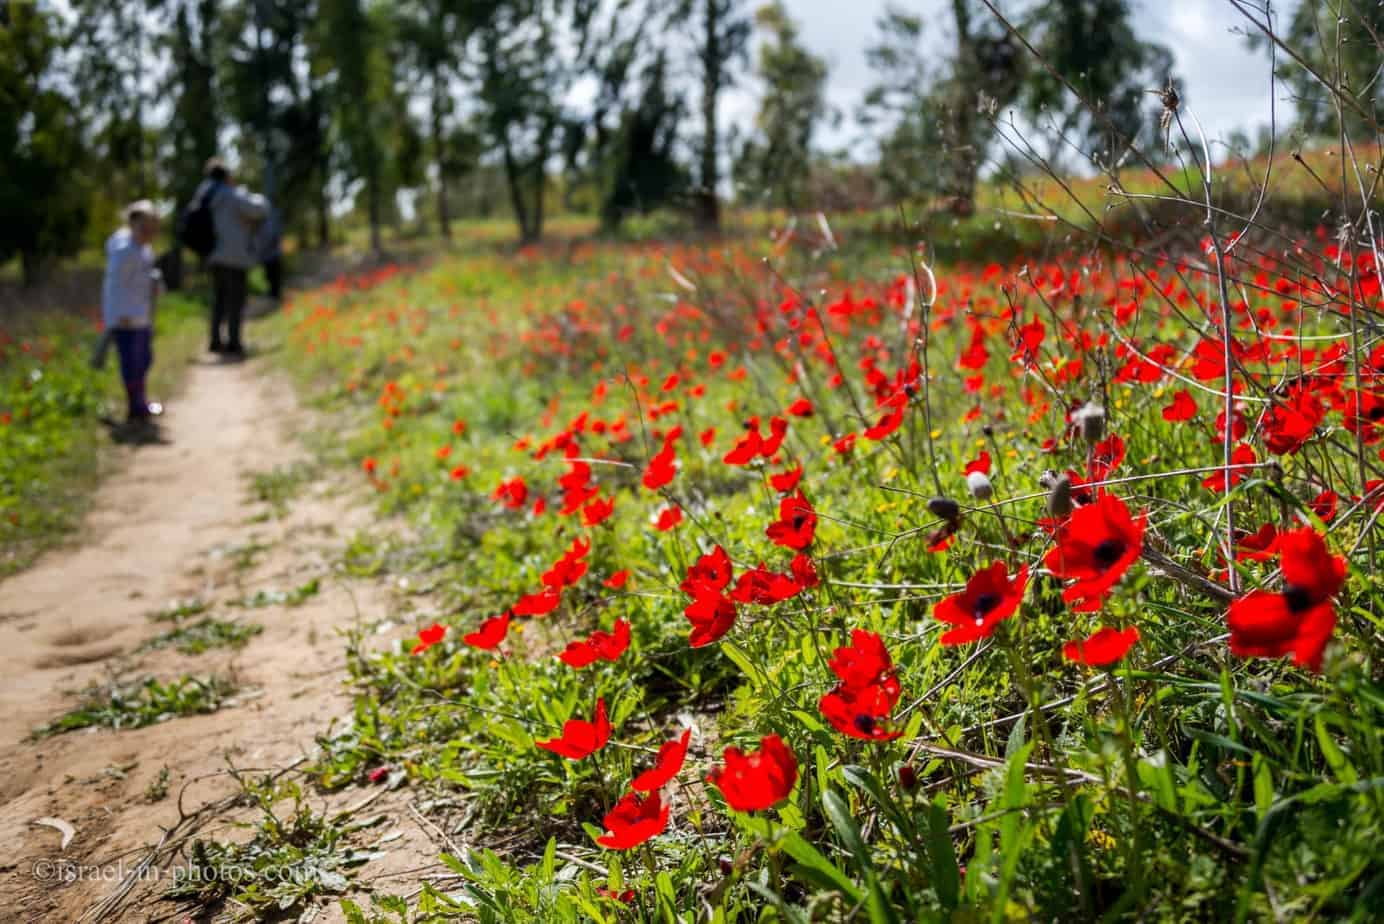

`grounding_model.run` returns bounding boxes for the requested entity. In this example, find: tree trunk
[367,169,383,254]
[20,248,42,288]
[431,65,451,241]
[695,0,722,232]
[501,132,532,244]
